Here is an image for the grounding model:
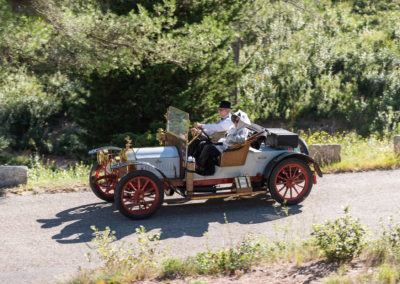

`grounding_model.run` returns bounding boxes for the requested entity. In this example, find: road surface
[0,169,399,283]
